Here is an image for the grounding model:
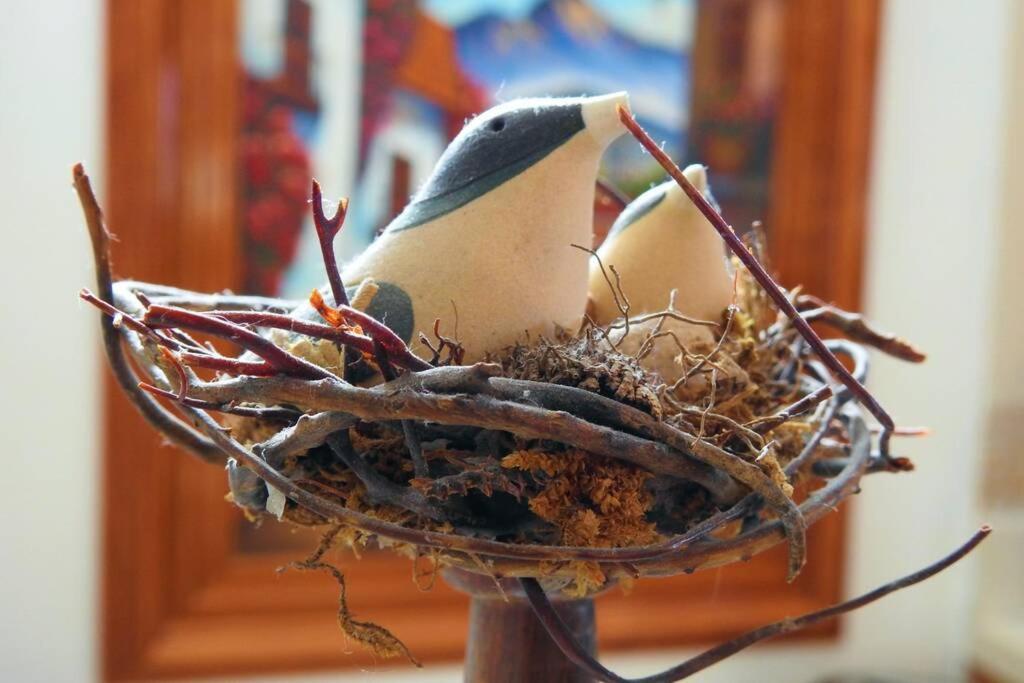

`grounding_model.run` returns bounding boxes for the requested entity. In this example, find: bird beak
[581,92,630,147]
